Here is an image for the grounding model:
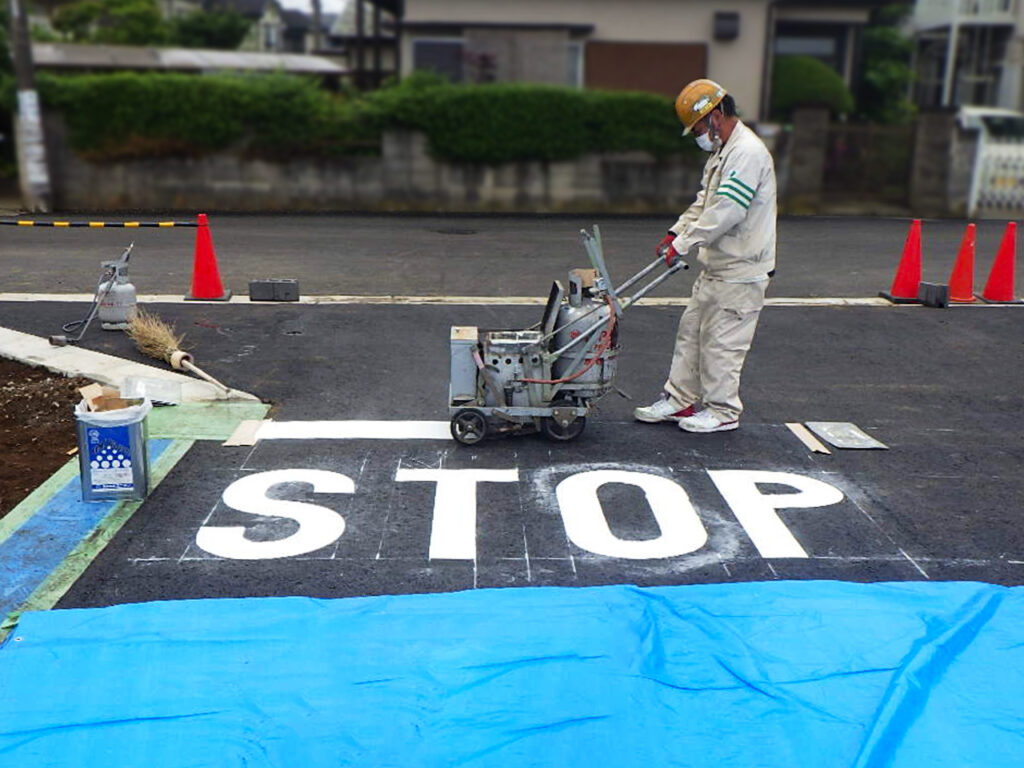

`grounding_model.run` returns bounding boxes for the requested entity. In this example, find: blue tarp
[1,581,1022,767]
